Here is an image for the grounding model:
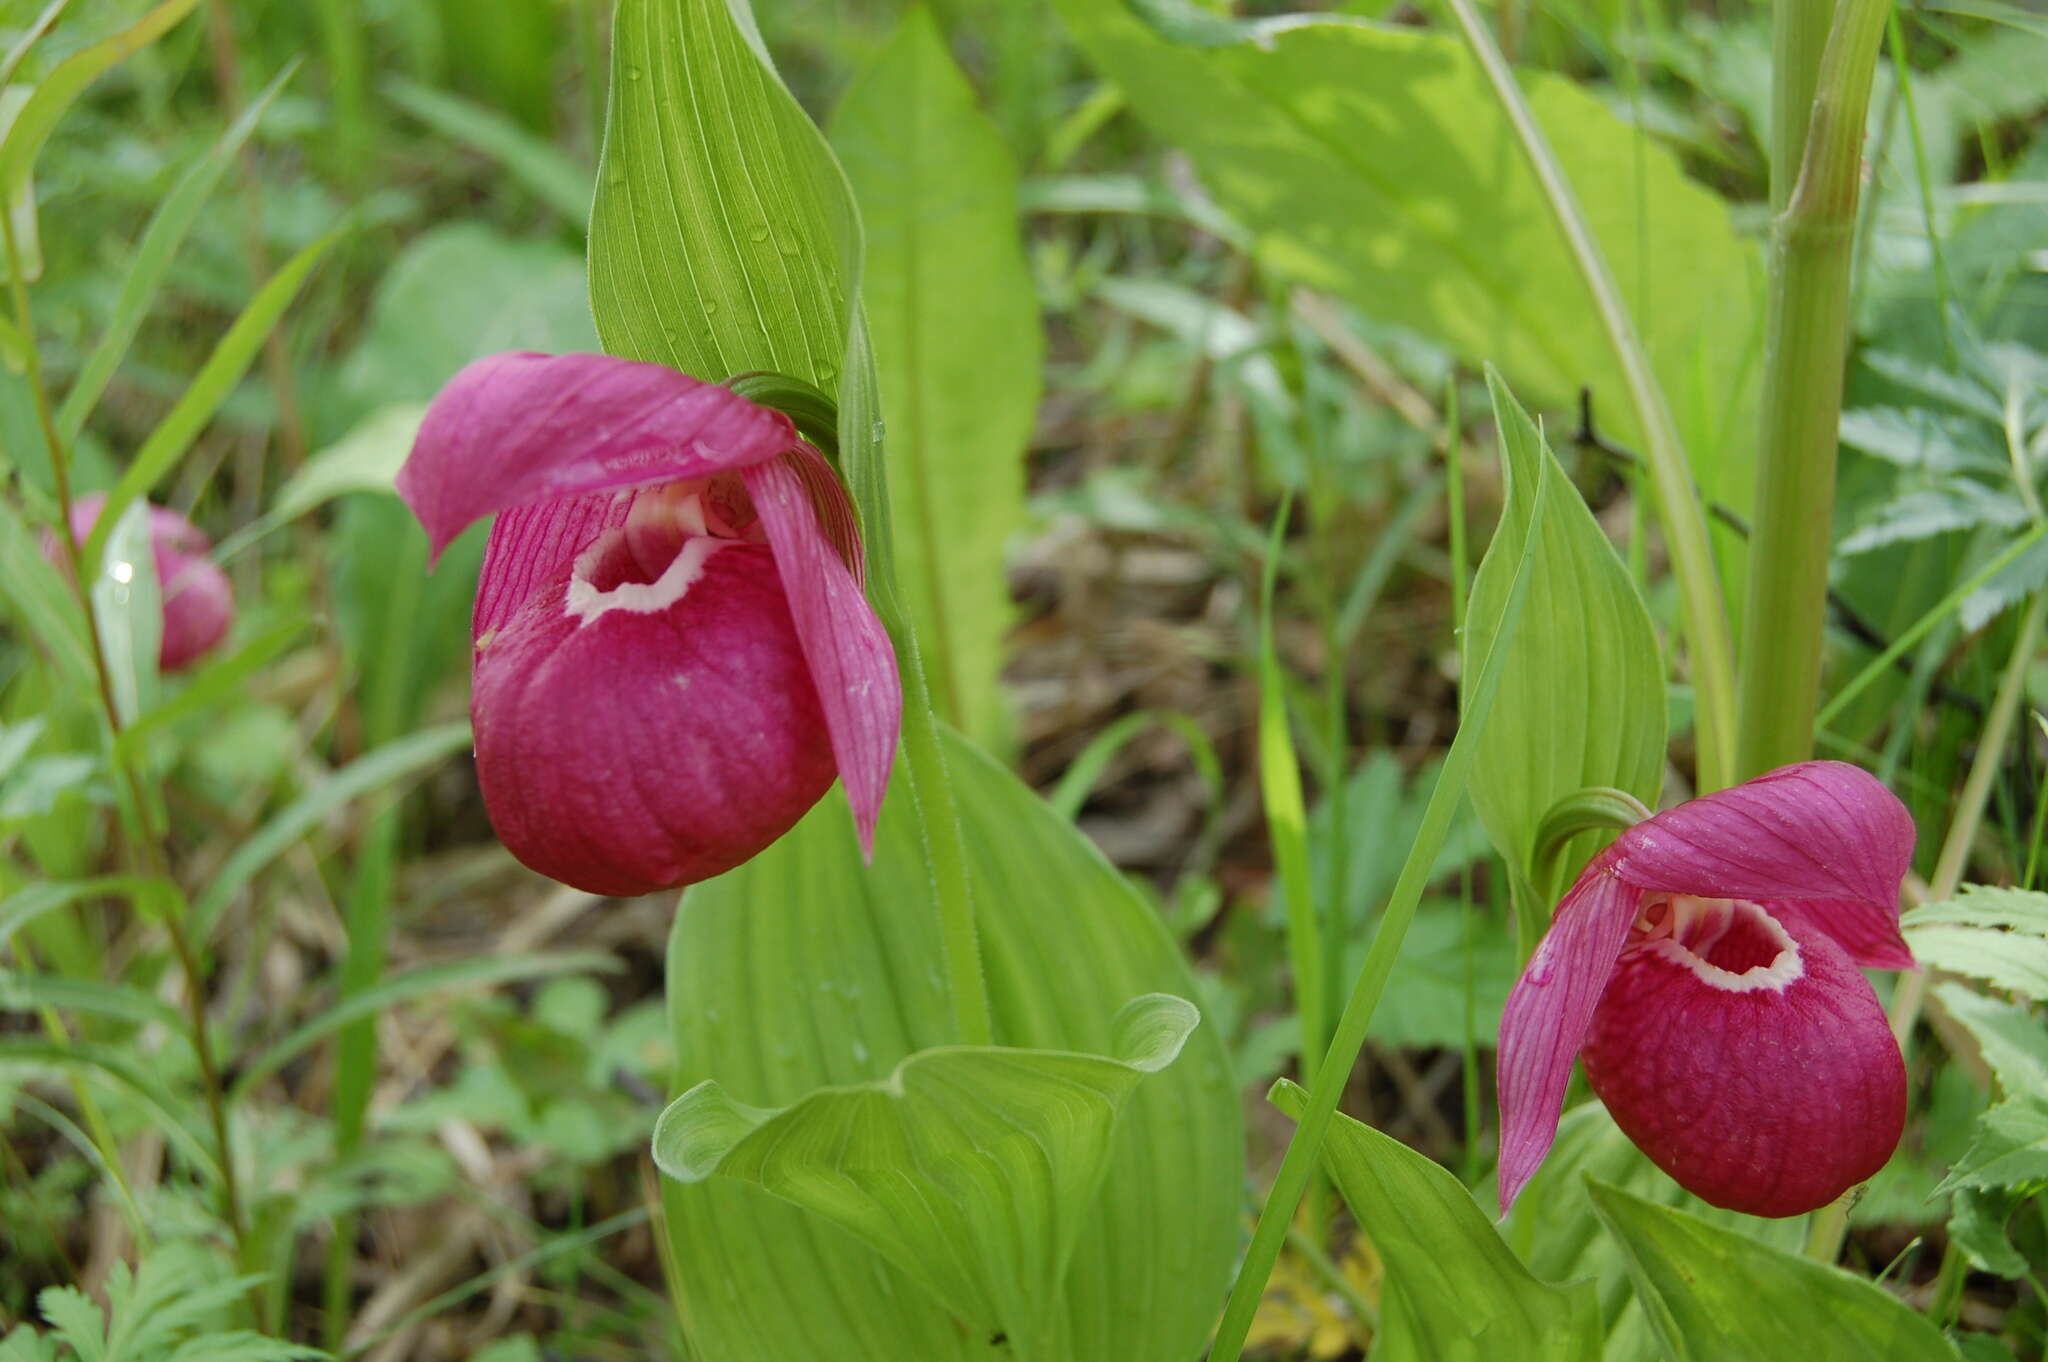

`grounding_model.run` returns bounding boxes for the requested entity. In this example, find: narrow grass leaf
[55,64,296,443]
[83,231,336,576]
[231,951,616,1099]
[0,972,182,1031]
[0,877,173,952]
[0,496,92,683]
[189,722,472,938]
[113,619,304,760]
[384,76,592,224]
